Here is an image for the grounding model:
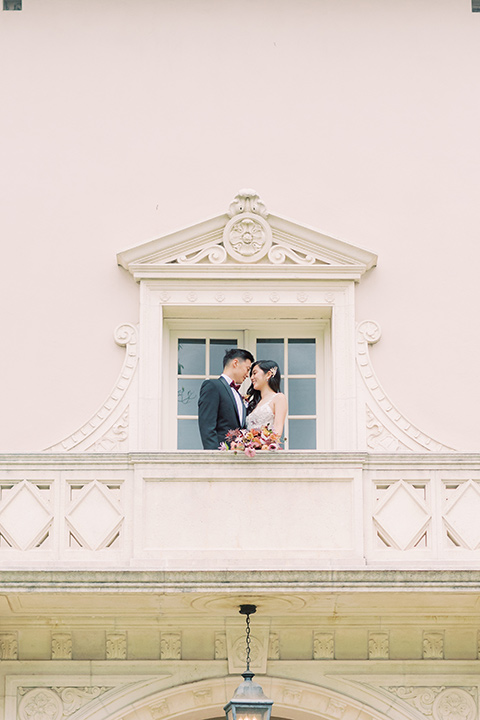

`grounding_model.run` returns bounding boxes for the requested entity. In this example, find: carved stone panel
[18,688,63,720]
[214,632,227,660]
[283,687,303,705]
[106,632,127,660]
[149,699,170,719]
[381,687,443,716]
[326,699,348,719]
[381,687,477,718]
[314,631,334,659]
[0,631,18,659]
[160,632,181,660]
[373,479,430,551]
[223,213,273,263]
[18,686,112,718]
[51,632,72,660]
[369,632,389,660]
[433,689,477,720]
[444,481,480,550]
[226,626,269,674]
[423,632,444,659]
[66,480,123,551]
[193,688,213,706]
[0,481,52,550]
[268,632,280,660]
